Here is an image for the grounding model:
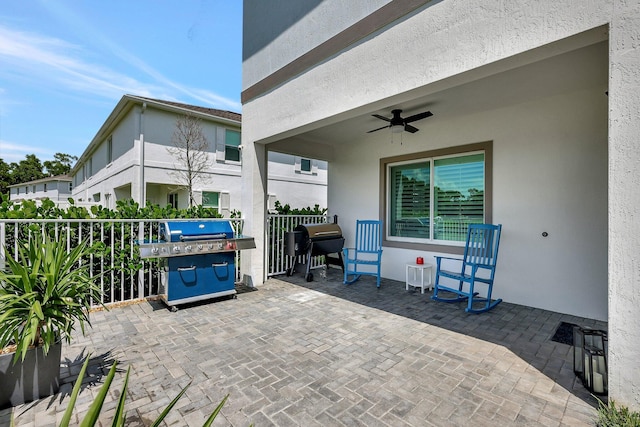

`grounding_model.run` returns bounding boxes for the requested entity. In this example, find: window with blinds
[388,152,485,243]
[225,130,241,162]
